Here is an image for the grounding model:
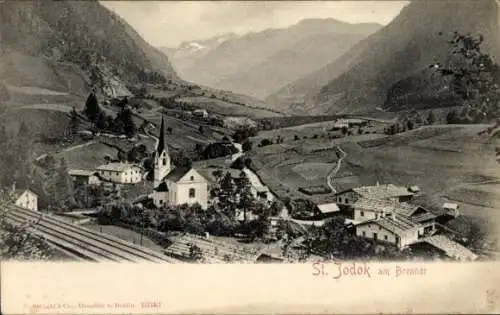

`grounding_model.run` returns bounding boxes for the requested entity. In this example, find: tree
[427,110,436,125]
[406,119,414,130]
[236,172,253,223]
[242,139,252,152]
[114,108,136,137]
[188,244,204,262]
[172,150,192,168]
[432,32,500,121]
[69,107,80,136]
[84,93,100,122]
[95,112,108,130]
[47,158,75,211]
[260,138,272,147]
[230,157,245,170]
[446,110,459,124]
